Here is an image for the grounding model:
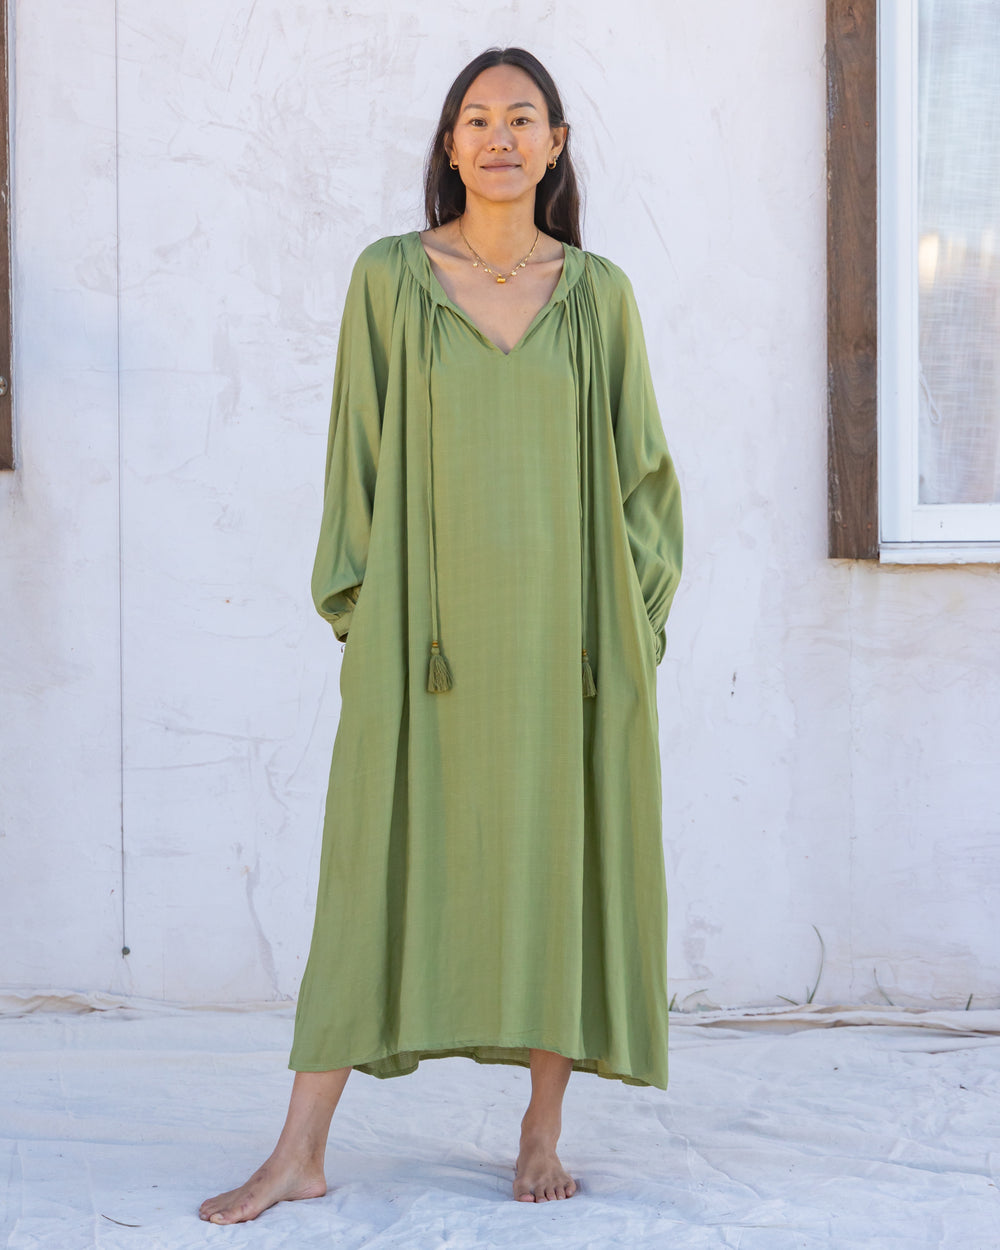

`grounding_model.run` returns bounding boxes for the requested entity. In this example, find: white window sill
[879,542,1000,565]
